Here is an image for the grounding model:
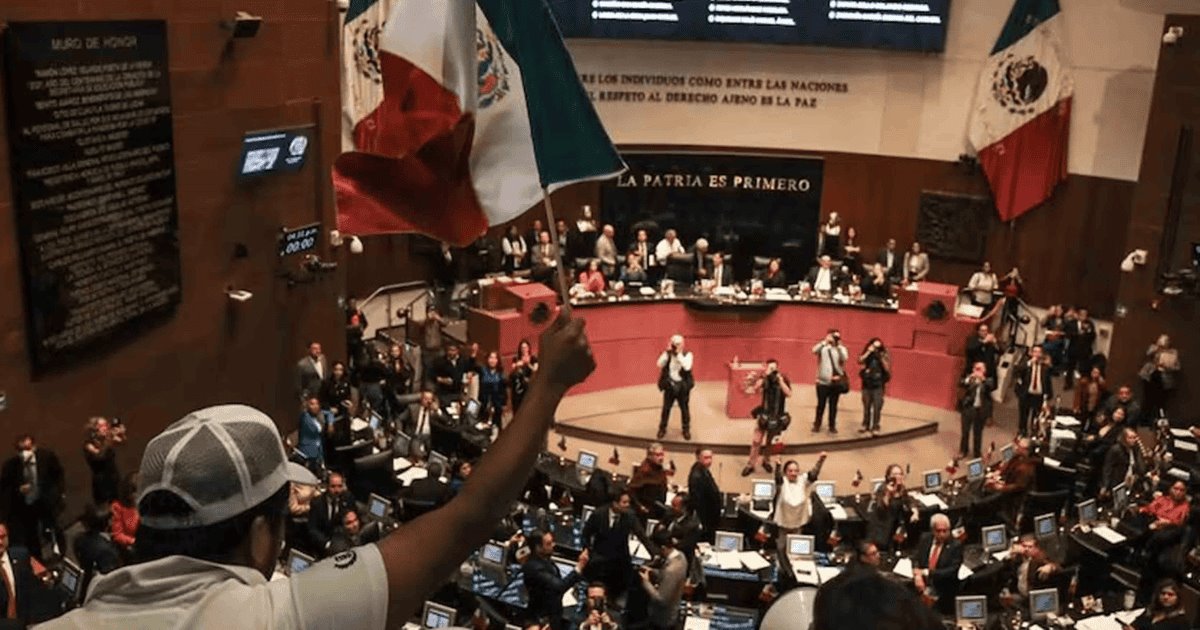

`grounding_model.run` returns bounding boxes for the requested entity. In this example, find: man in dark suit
[1003,535,1060,599]
[399,390,447,450]
[0,523,38,624]
[328,510,382,555]
[964,323,1001,378]
[1064,307,1097,390]
[307,472,357,555]
[522,529,588,630]
[911,513,963,615]
[1012,345,1053,436]
[295,341,329,400]
[1101,428,1147,497]
[876,238,901,283]
[804,255,843,294]
[429,344,468,405]
[705,252,734,288]
[404,462,452,507]
[0,435,65,559]
[581,491,645,599]
[959,362,995,459]
[663,493,703,563]
[686,448,721,543]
